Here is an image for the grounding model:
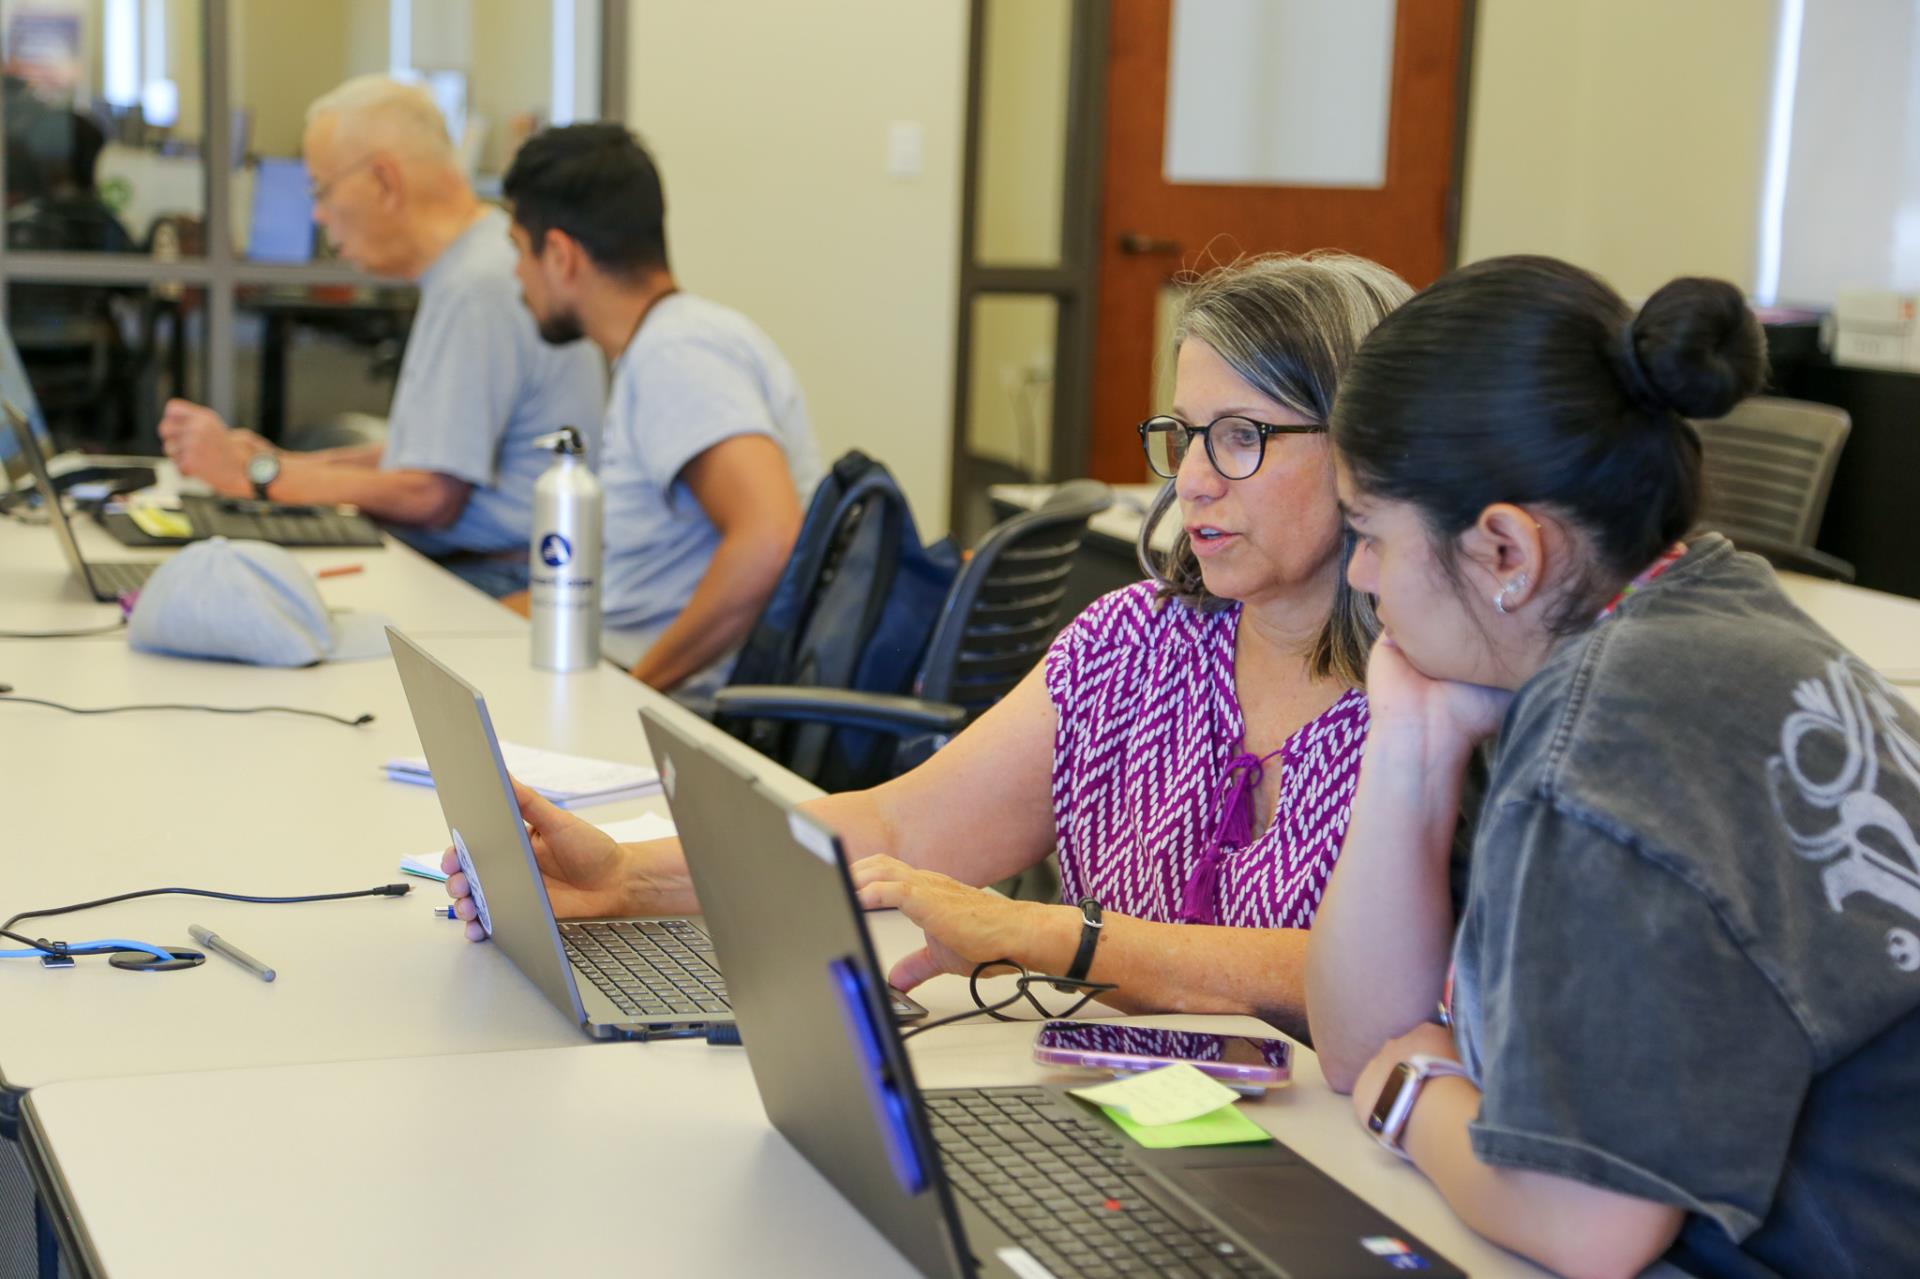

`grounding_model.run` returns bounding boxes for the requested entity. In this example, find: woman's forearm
[1307,726,1471,1090]
[1014,908,1313,1040]
[1405,1081,1684,1279]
